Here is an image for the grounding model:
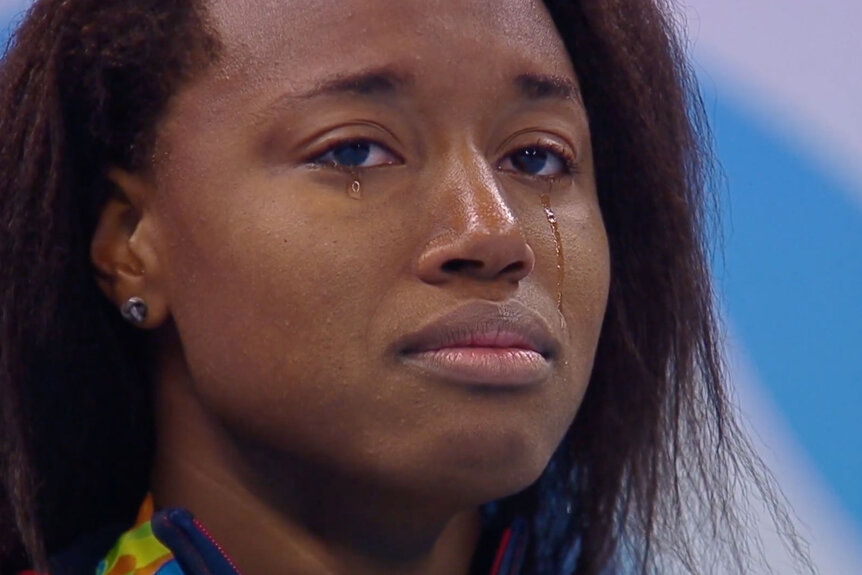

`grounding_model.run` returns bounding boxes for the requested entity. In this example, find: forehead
[203,0,574,86]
